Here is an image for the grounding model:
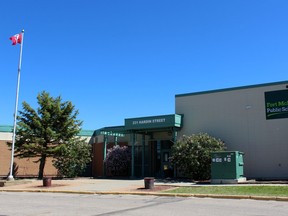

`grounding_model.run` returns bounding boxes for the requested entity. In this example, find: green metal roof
[93,114,184,136]
[78,130,94,137]
[93,126,126,137]
[176,80,288,98]
[0,125,93,137]
[0,125,13,133]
